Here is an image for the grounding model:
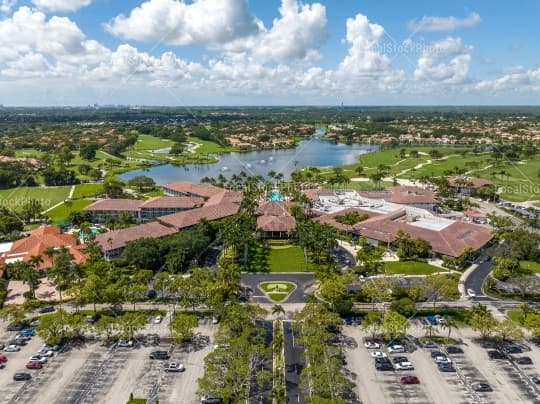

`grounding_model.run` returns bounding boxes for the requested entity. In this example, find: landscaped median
[259,282,296,302]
